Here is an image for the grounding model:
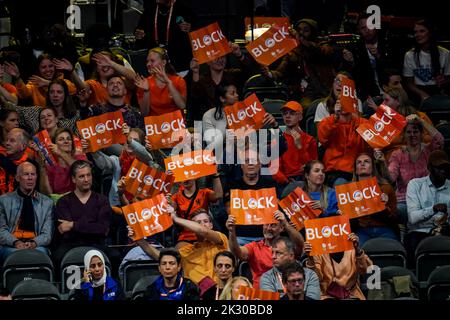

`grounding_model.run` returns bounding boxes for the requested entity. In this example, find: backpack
[367,275,418,300]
